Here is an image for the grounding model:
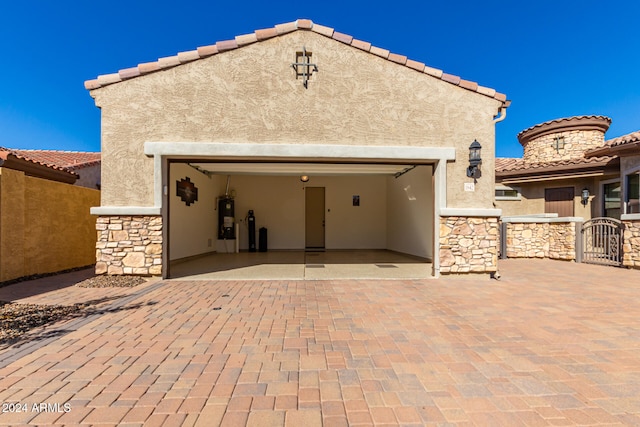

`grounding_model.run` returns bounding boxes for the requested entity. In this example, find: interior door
[305,187,325,249]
